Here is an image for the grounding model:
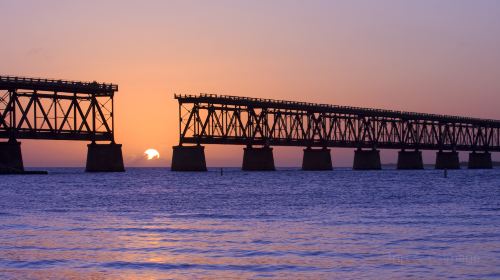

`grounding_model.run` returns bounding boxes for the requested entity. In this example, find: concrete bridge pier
[353,149,381,170]
[397,150,424,169]
[0,140,24,173]
[242,146,275,171]
[435,151,460,169]
[468,152,492,169]
[302,148,332,170]
[171,145,207,171]
[86,142,125,172]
